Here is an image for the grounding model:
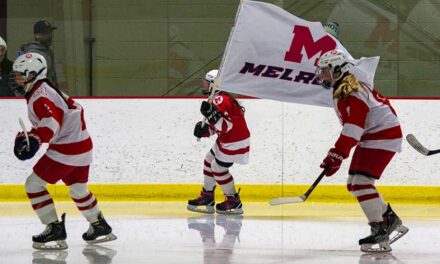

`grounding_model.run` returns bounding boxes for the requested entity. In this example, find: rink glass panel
[3,0,440,96]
